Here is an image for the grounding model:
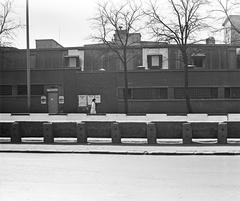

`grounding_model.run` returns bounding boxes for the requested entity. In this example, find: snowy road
[0,153,240,201]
